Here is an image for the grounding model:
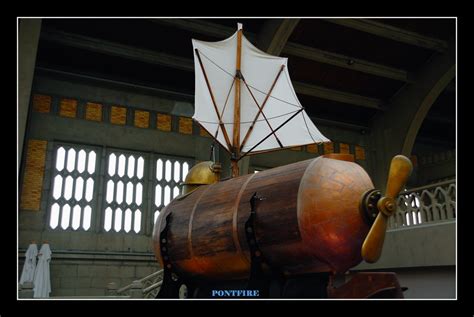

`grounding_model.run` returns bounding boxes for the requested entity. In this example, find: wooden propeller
[361,155,413,263]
